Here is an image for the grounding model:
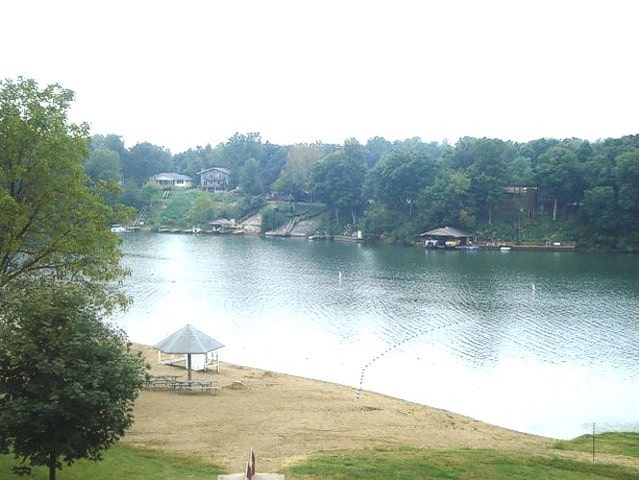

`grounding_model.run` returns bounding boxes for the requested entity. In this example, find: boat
[499,246,512,252]
[445,239,461,249]
[110,224,127,233]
